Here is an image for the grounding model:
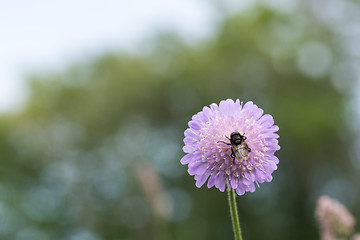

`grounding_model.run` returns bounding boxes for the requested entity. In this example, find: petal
[184,128,198,138]
[243,101,254,109]
[264,175,273,182]
[209,103,219,112]
[229,177,238,189]
[195,173,210,188]
[264,149,278,155]
[267,125,279,133]
[219,99,235,115]
[207,173,216,188]
[188,121,201,130]
[182,145,196,153]
[234,99,242,109]
[201,106,213,121]
[196,163,209,175]
[188,160,203,168]
[183,136,197,145]
[248,183,256,192]
[252,107,264,120]
[180,154,193,165]
[258,114,274,127]
[241,171,255,186]
[264,161,278,171]
[260,132,279,139]
[270,156,279,164]
[188,162,207,175]
[254,168,266,181]
[215,173,226,192]
[236,185,246,196]
[244,102,263,120]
